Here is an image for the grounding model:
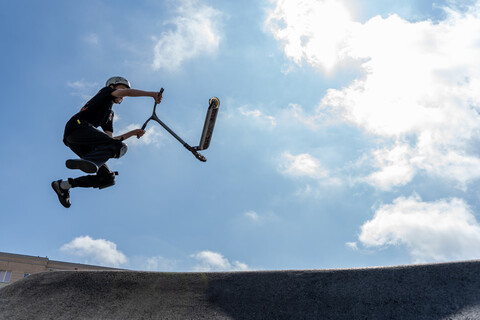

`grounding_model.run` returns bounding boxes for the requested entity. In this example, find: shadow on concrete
[1,260,480,319]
